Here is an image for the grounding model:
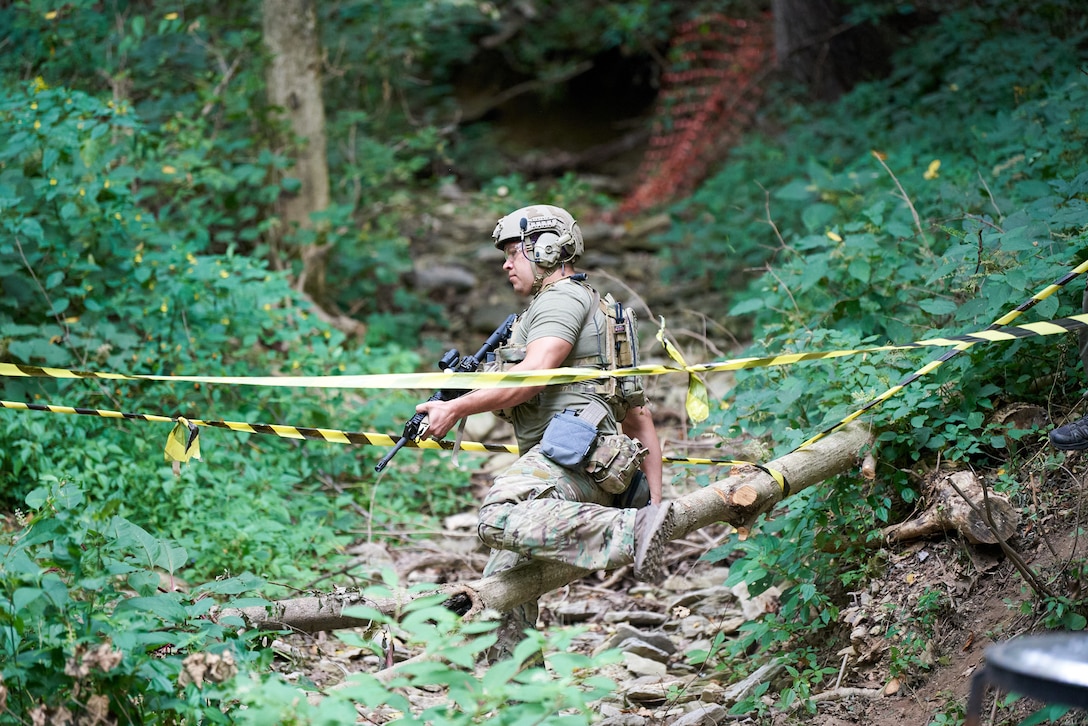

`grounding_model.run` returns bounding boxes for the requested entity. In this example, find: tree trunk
[220,422,872,632]
[771,0,890,100]
[262,0,331,300]
[883,469,1020,545]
